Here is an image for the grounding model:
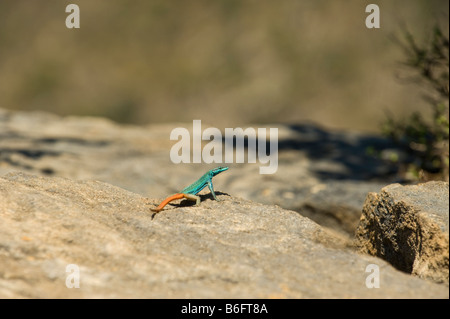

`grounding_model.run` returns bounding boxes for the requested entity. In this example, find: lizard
[151,166,229,213]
